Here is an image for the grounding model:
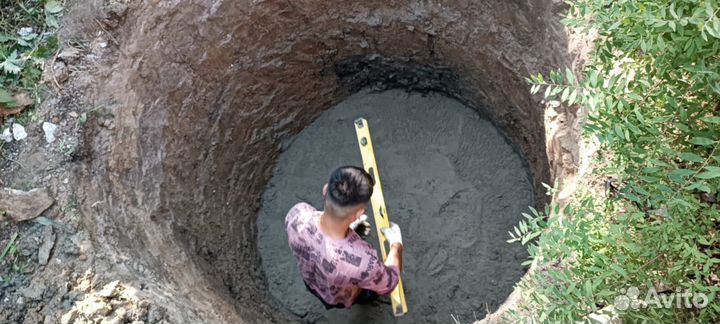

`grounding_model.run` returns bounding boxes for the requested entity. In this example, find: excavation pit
[76,1,570,323]
[258,89,534,323]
